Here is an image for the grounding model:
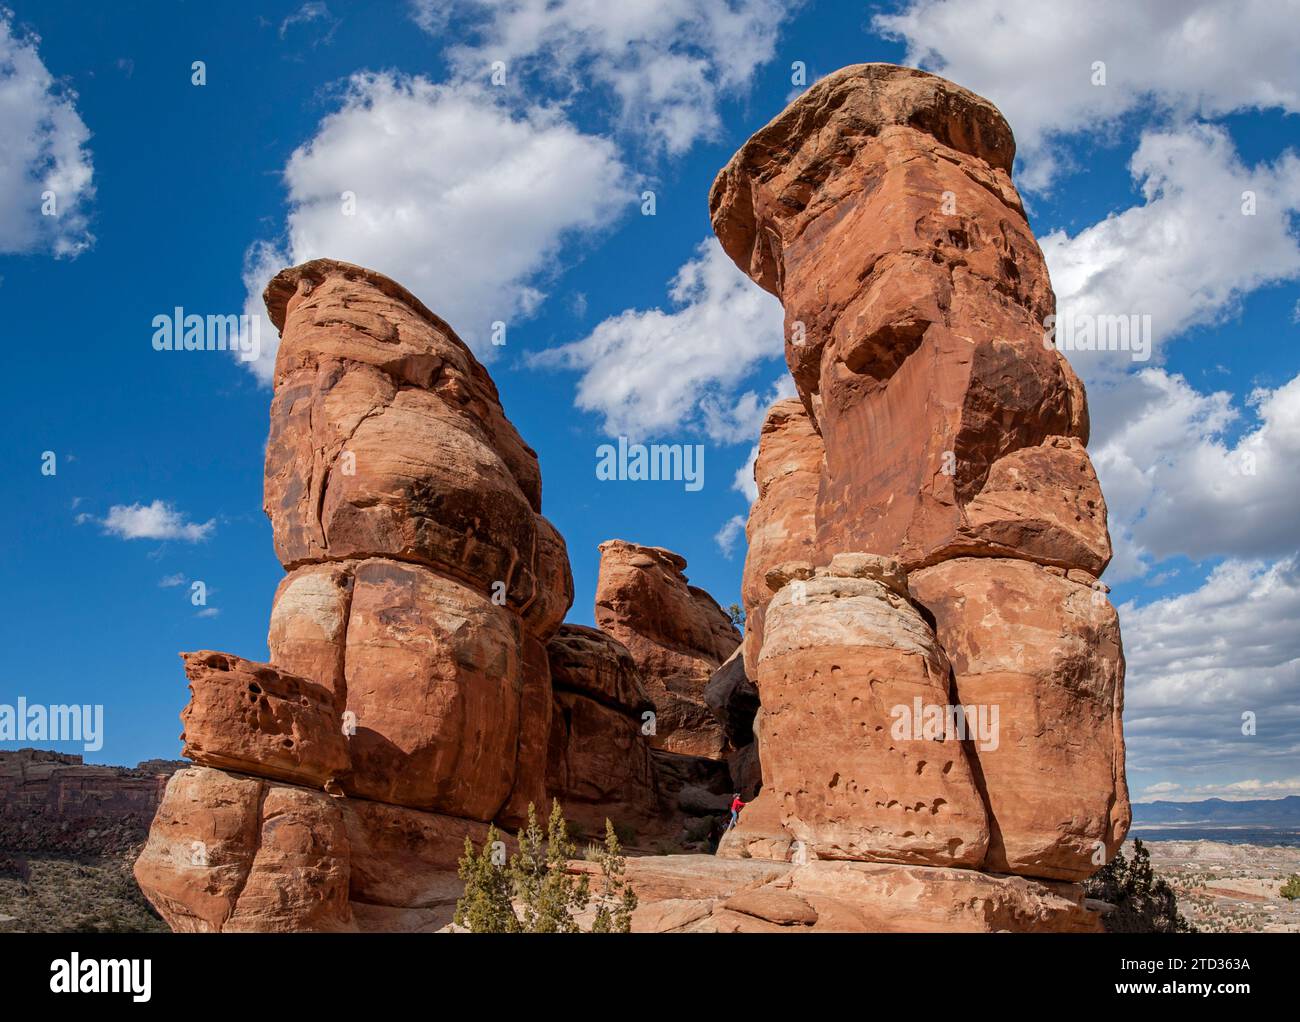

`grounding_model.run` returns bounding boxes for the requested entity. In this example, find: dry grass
[0,848,167,933]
